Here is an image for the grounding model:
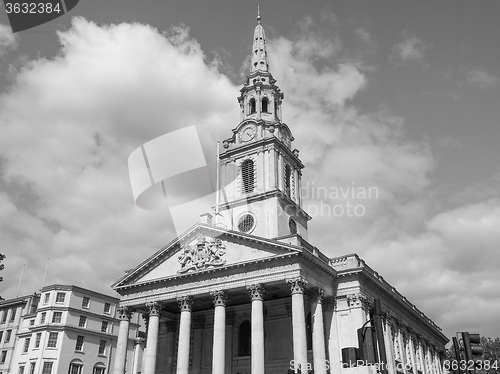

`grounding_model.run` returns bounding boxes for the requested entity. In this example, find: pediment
[113,224,300,289]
